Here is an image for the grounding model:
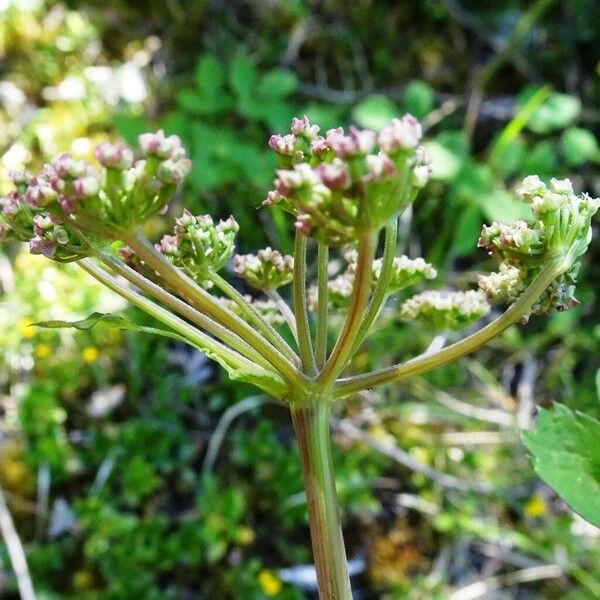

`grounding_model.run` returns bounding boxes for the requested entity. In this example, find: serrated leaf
[561,127,600,167]
[352,95,397,131]
[522,404,600,526]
